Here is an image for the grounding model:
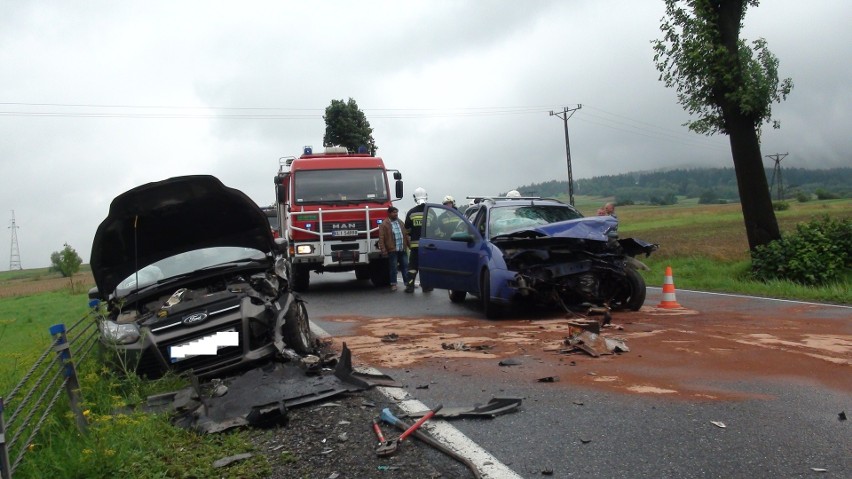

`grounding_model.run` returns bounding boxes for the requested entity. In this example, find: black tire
[291,264,310,292]
[480,270,499,319]
[354,266,370,280]
[449,290,467,303]
[369,258,390,287]
[282,300,314,354]
[612,268,646,311]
